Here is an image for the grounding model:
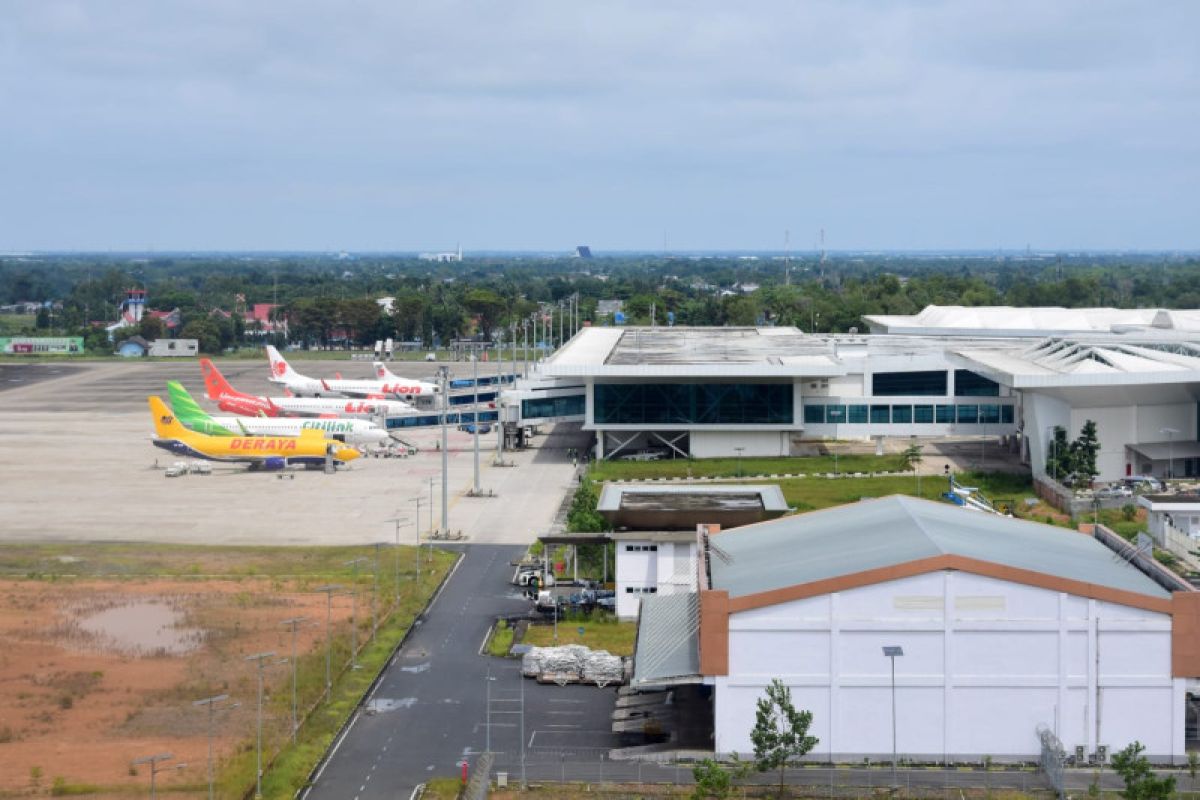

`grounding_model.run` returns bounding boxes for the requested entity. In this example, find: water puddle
[76,600,203,656]
[366,697,416,713]
[400,662,430,673]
